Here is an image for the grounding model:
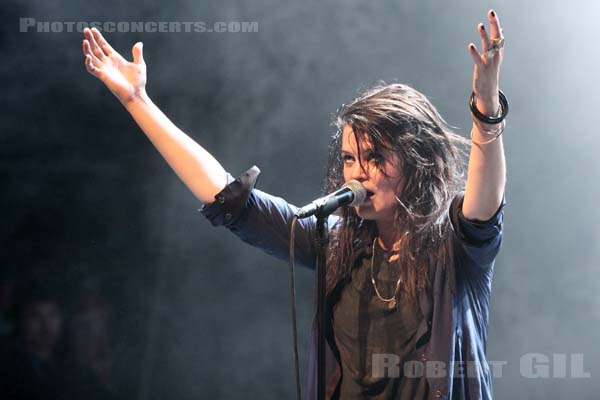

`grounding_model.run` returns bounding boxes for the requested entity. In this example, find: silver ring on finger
[485,37,504,60]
